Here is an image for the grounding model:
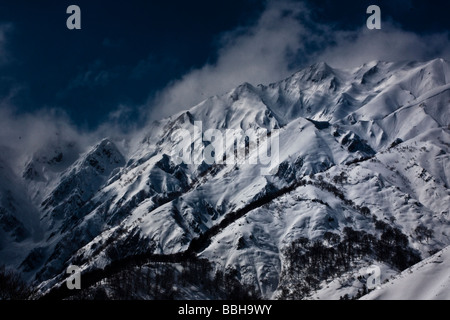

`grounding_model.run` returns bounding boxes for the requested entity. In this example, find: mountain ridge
[1,58,449,299]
